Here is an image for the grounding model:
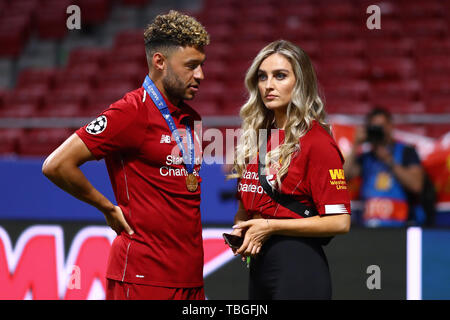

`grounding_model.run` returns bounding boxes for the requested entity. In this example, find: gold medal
[186,173,198,192]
